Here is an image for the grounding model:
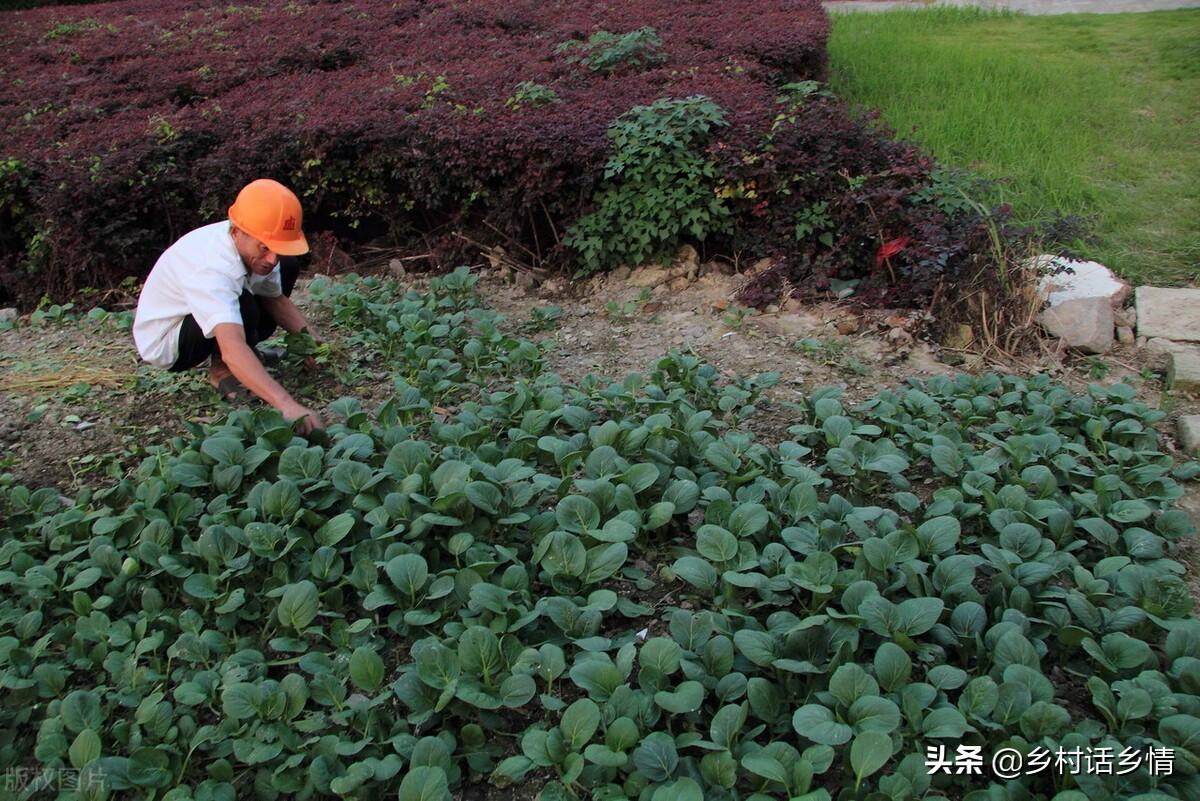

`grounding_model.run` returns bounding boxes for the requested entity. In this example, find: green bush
[565,96,733,276]
[556,27,668,74]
